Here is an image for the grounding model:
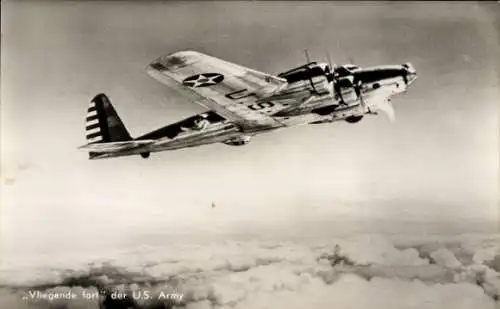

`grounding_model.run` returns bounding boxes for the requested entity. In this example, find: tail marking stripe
[87,110,98,117]
[88,136,103,143]
[86,132,102,139]
[87,119,99,126]
[86,127,101,135]
[85,123,100,130]
[86,115,99,122]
